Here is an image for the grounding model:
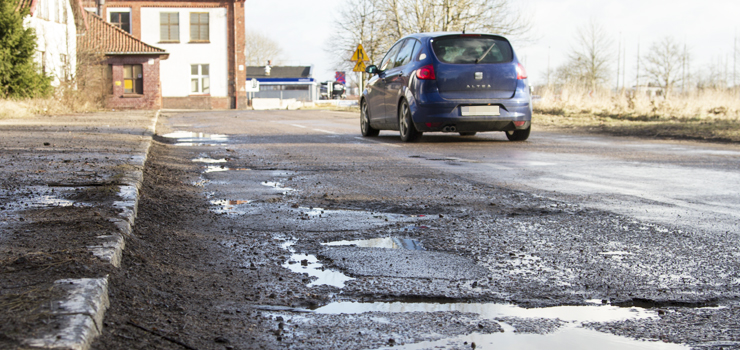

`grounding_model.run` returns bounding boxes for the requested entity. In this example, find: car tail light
[513,121,526,127]
[516,63,528,80]
[426,122,441,128]
[416,65,436,80]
